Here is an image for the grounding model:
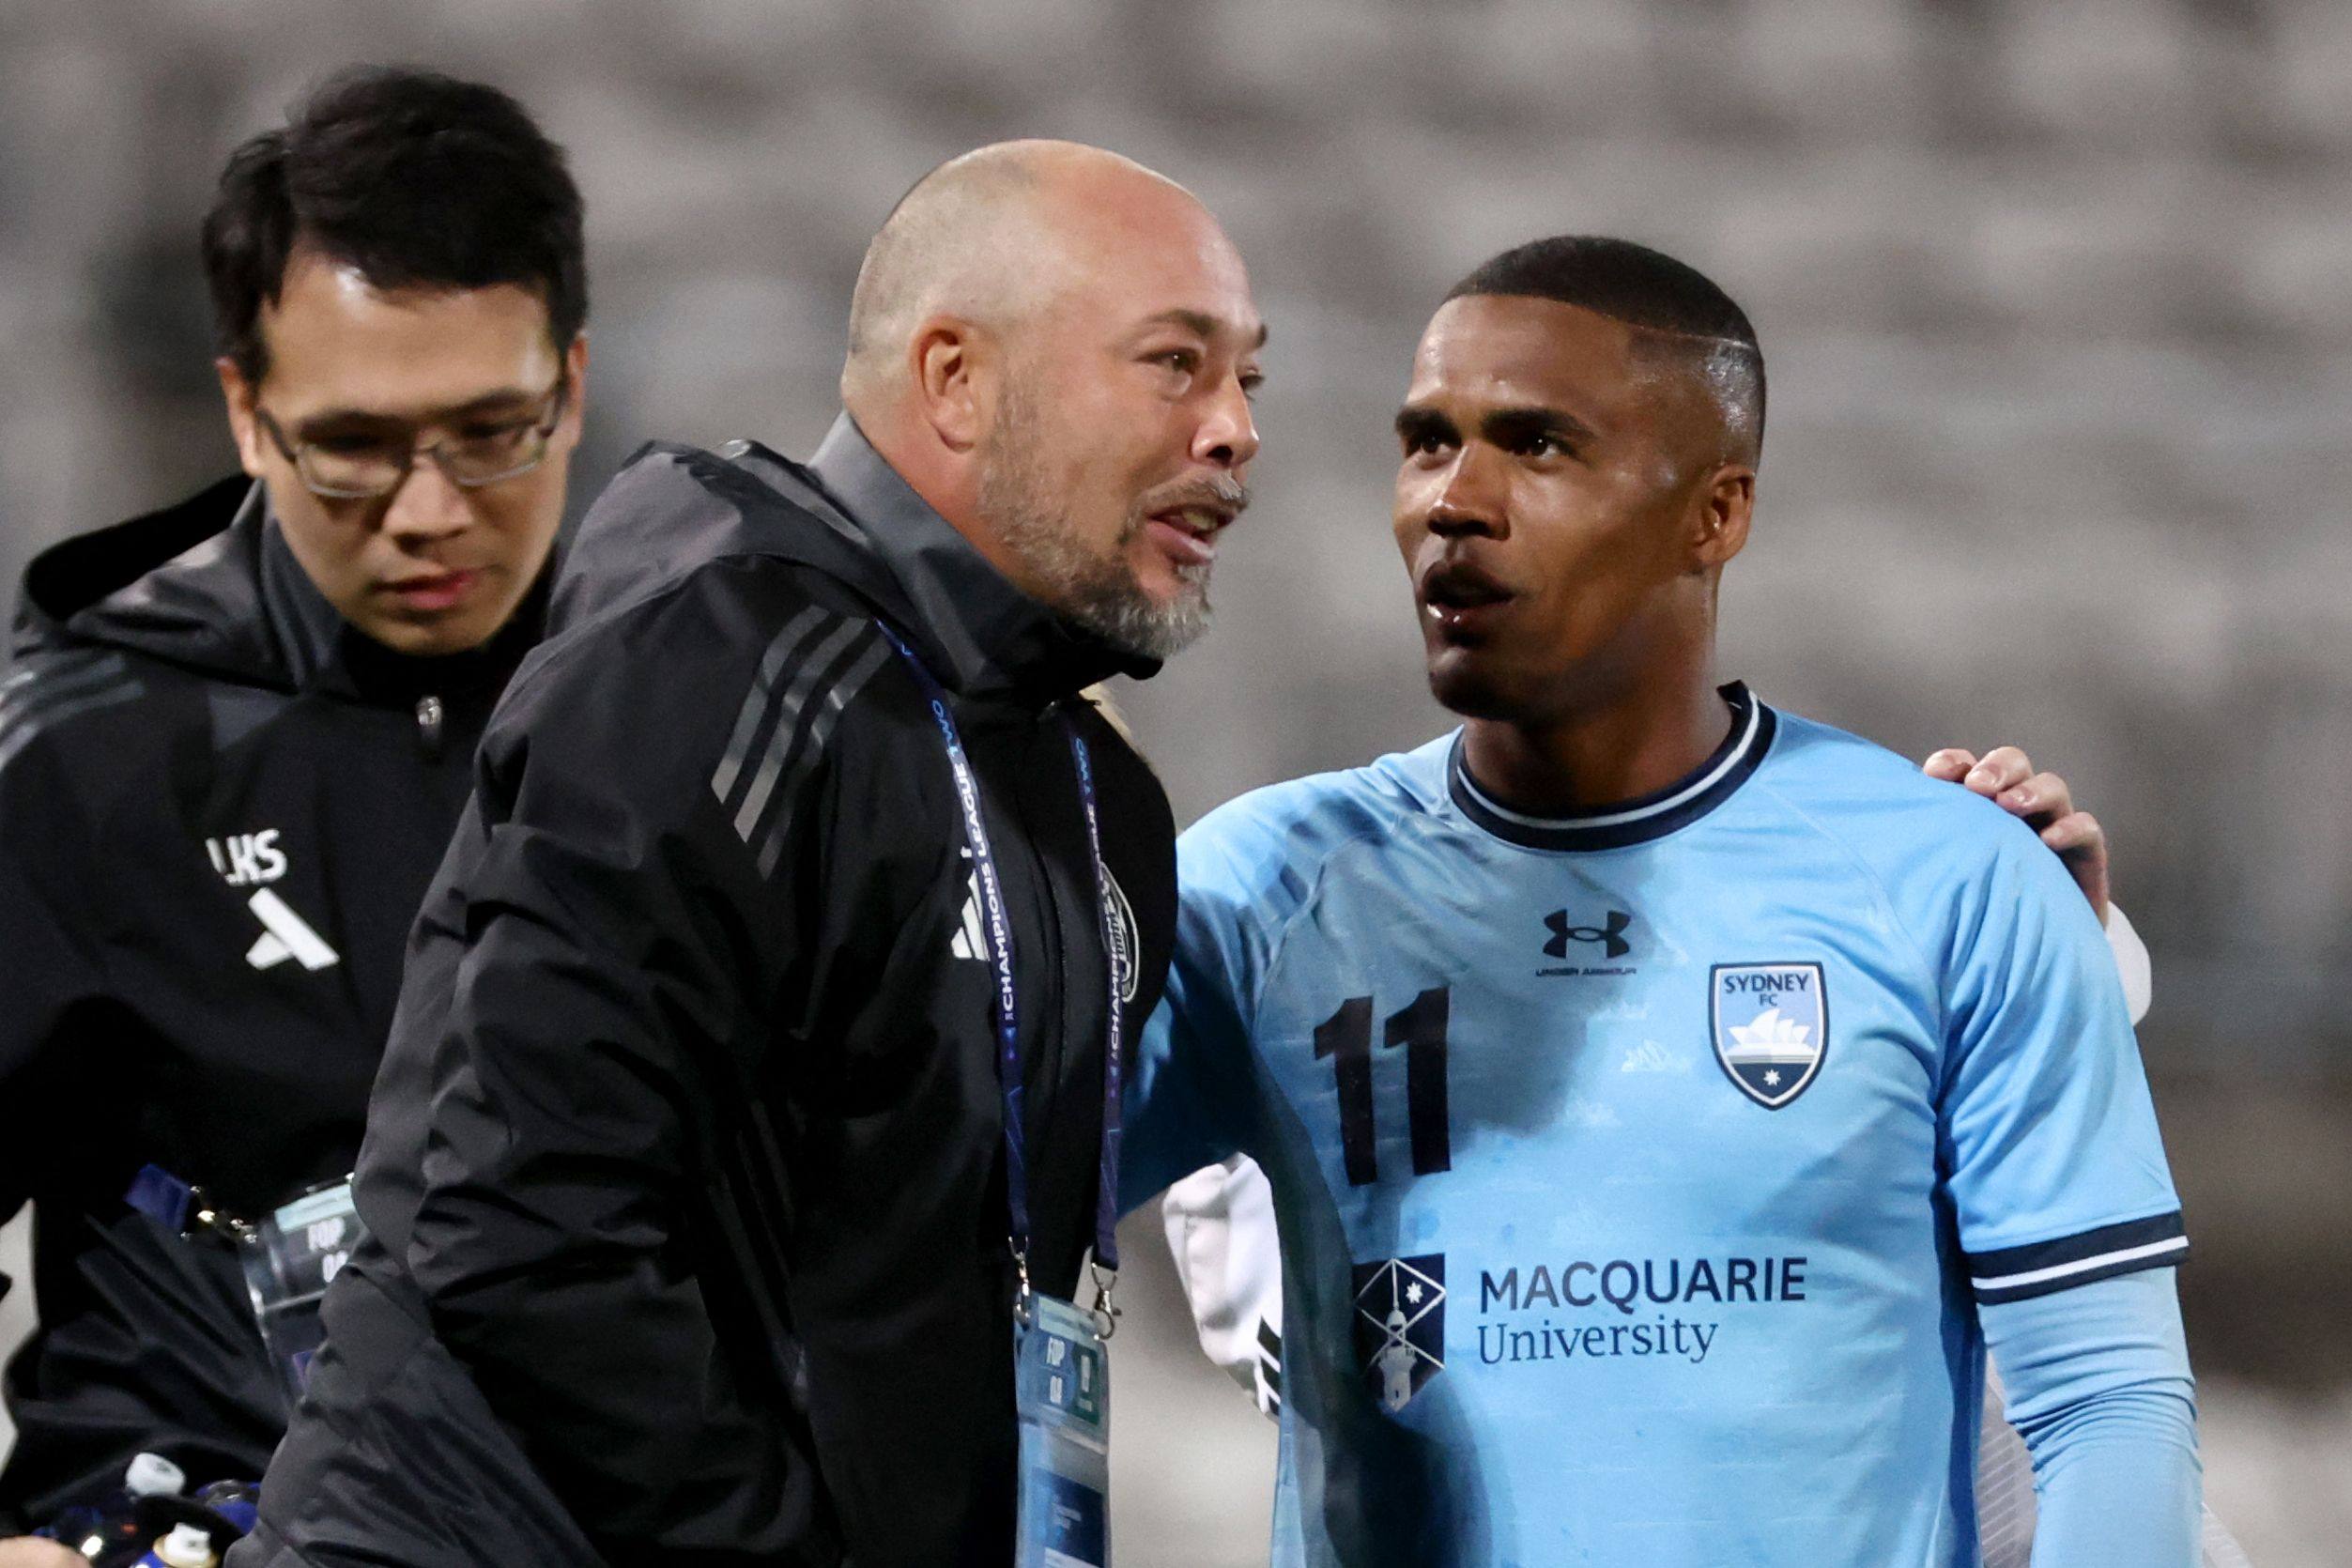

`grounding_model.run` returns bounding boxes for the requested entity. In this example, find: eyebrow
[1481,405,1598,451]
[1394,405,1456,445]
[291,386,546,435]
[1144,308,1270,350]
[1394,403,1602,454]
